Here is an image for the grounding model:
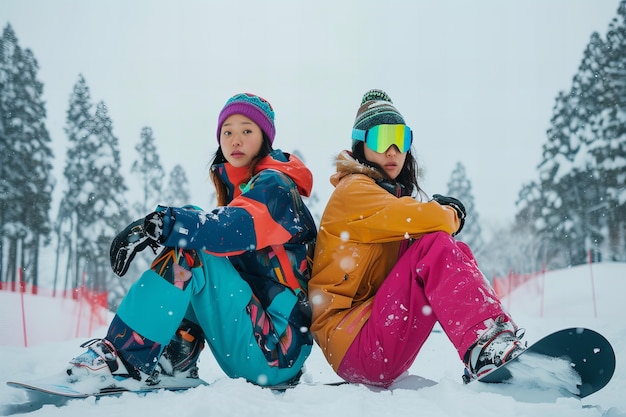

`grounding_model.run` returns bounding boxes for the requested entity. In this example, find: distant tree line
[0,23,53,291]
[0,24,194,308]
[2,1,625,306]
[515,2,626,271]
[0,23,324,310]
[436,3,626,279]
